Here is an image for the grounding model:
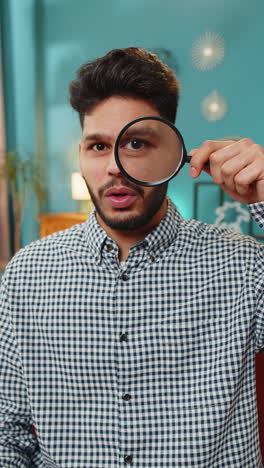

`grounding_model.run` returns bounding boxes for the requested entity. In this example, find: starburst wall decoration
[201,90,227,122]
[191,31,225,71]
